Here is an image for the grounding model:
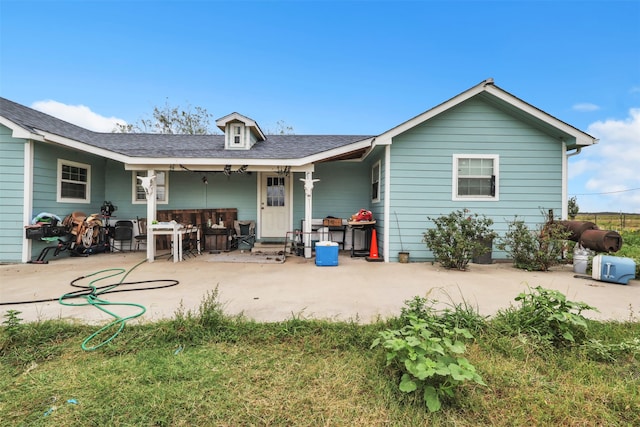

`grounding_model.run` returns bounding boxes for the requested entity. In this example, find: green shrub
[372,314,485,412]
[374,296,486,412]
[493,286,596,347]
[617,230,640,277]
[497,217,571,271]
[423,210,497,270]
